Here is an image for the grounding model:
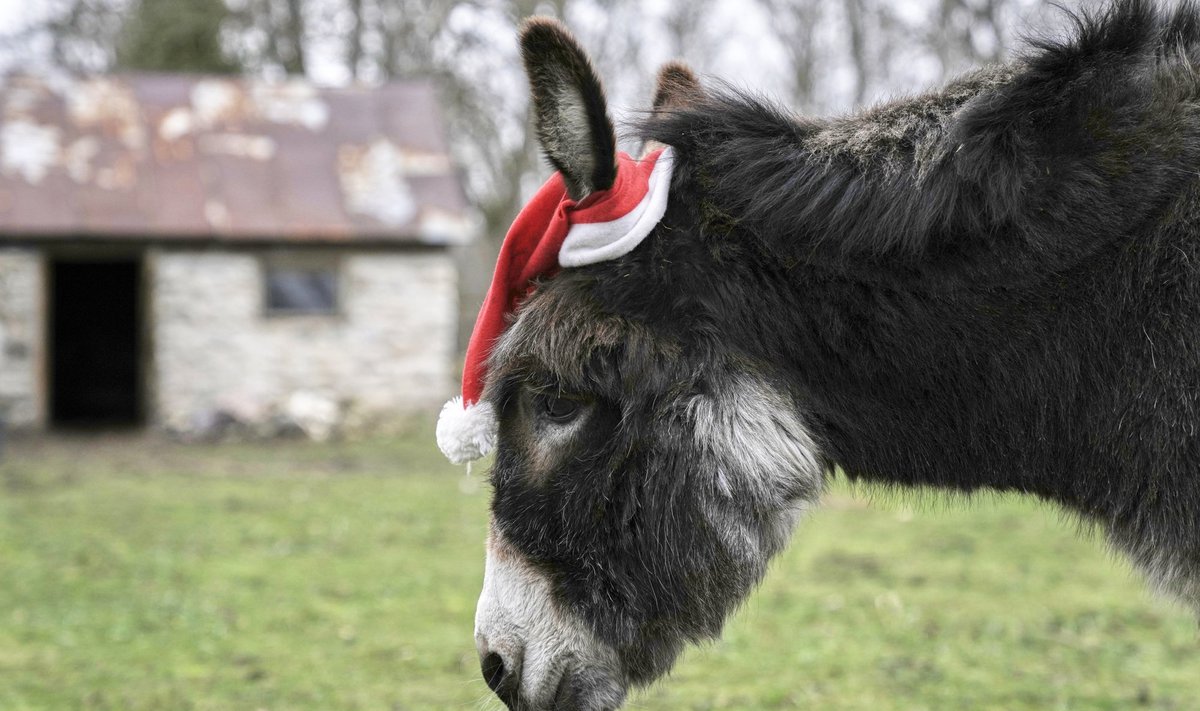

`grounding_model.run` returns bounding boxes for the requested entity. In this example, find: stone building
[0,74,472,436]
